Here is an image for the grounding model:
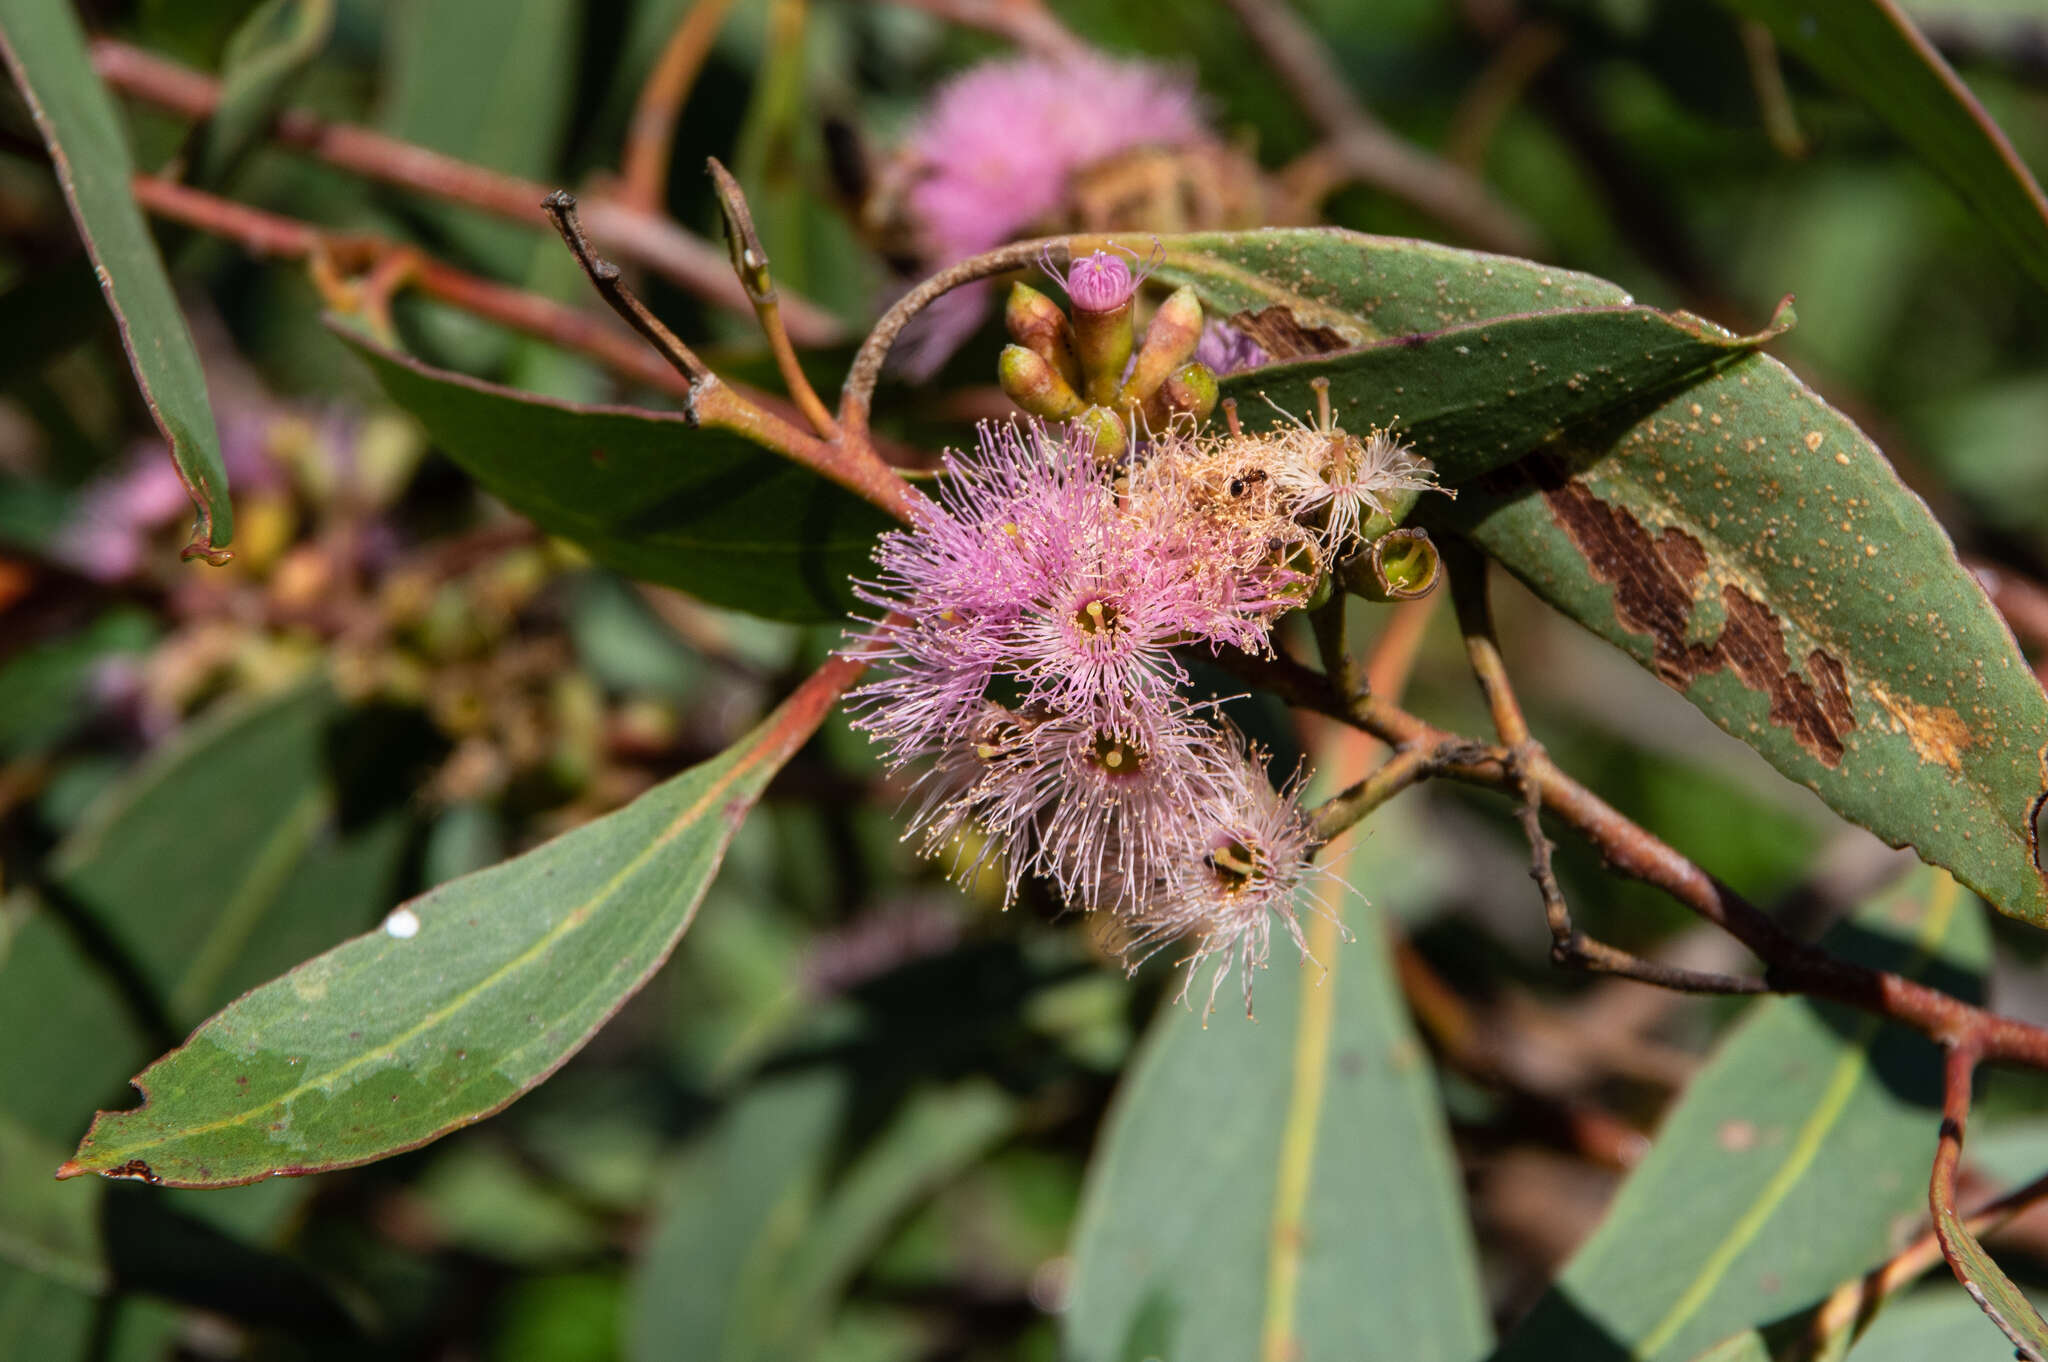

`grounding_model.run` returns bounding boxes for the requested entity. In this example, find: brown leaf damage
[1225,305,1353,360]
[1869,683,1973,774]
[1537,466,1856,767]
